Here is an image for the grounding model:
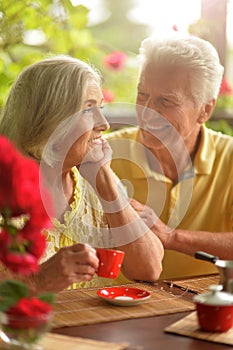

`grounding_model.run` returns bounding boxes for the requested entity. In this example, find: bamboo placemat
[165,274,220,294]
[0,333,128,350]
[52,282,195,328]
[165,311,233,346]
